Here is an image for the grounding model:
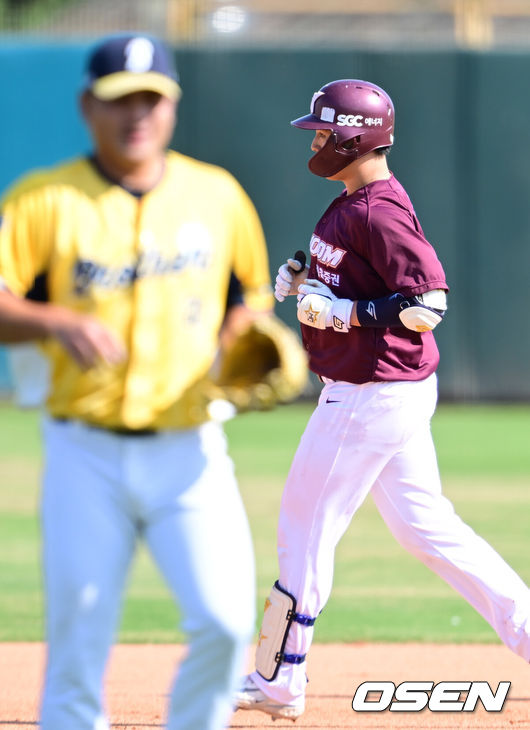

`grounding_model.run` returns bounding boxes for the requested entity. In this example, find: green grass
[0,401,529,644]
